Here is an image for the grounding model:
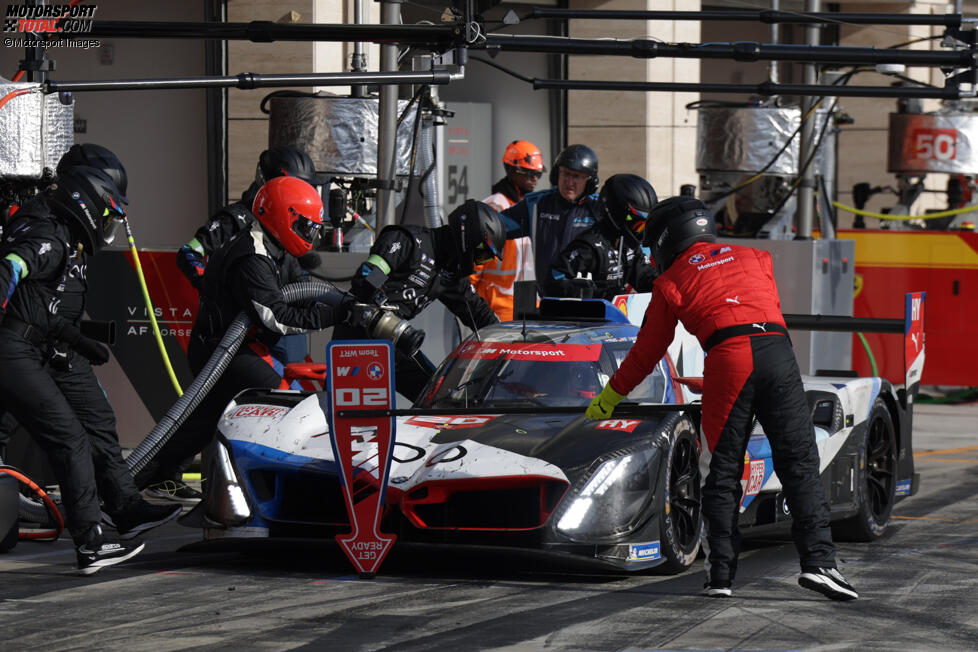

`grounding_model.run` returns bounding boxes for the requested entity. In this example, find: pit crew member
[547,173,658,300]
[585,197,858,602]
[338,199,505,401]
[470,139,545,320]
